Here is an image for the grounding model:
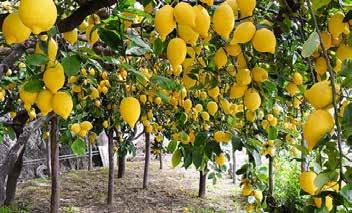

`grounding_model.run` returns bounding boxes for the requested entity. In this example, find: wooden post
[107,129,114,206]
[143,132,150,189]
[50,116,60,213]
